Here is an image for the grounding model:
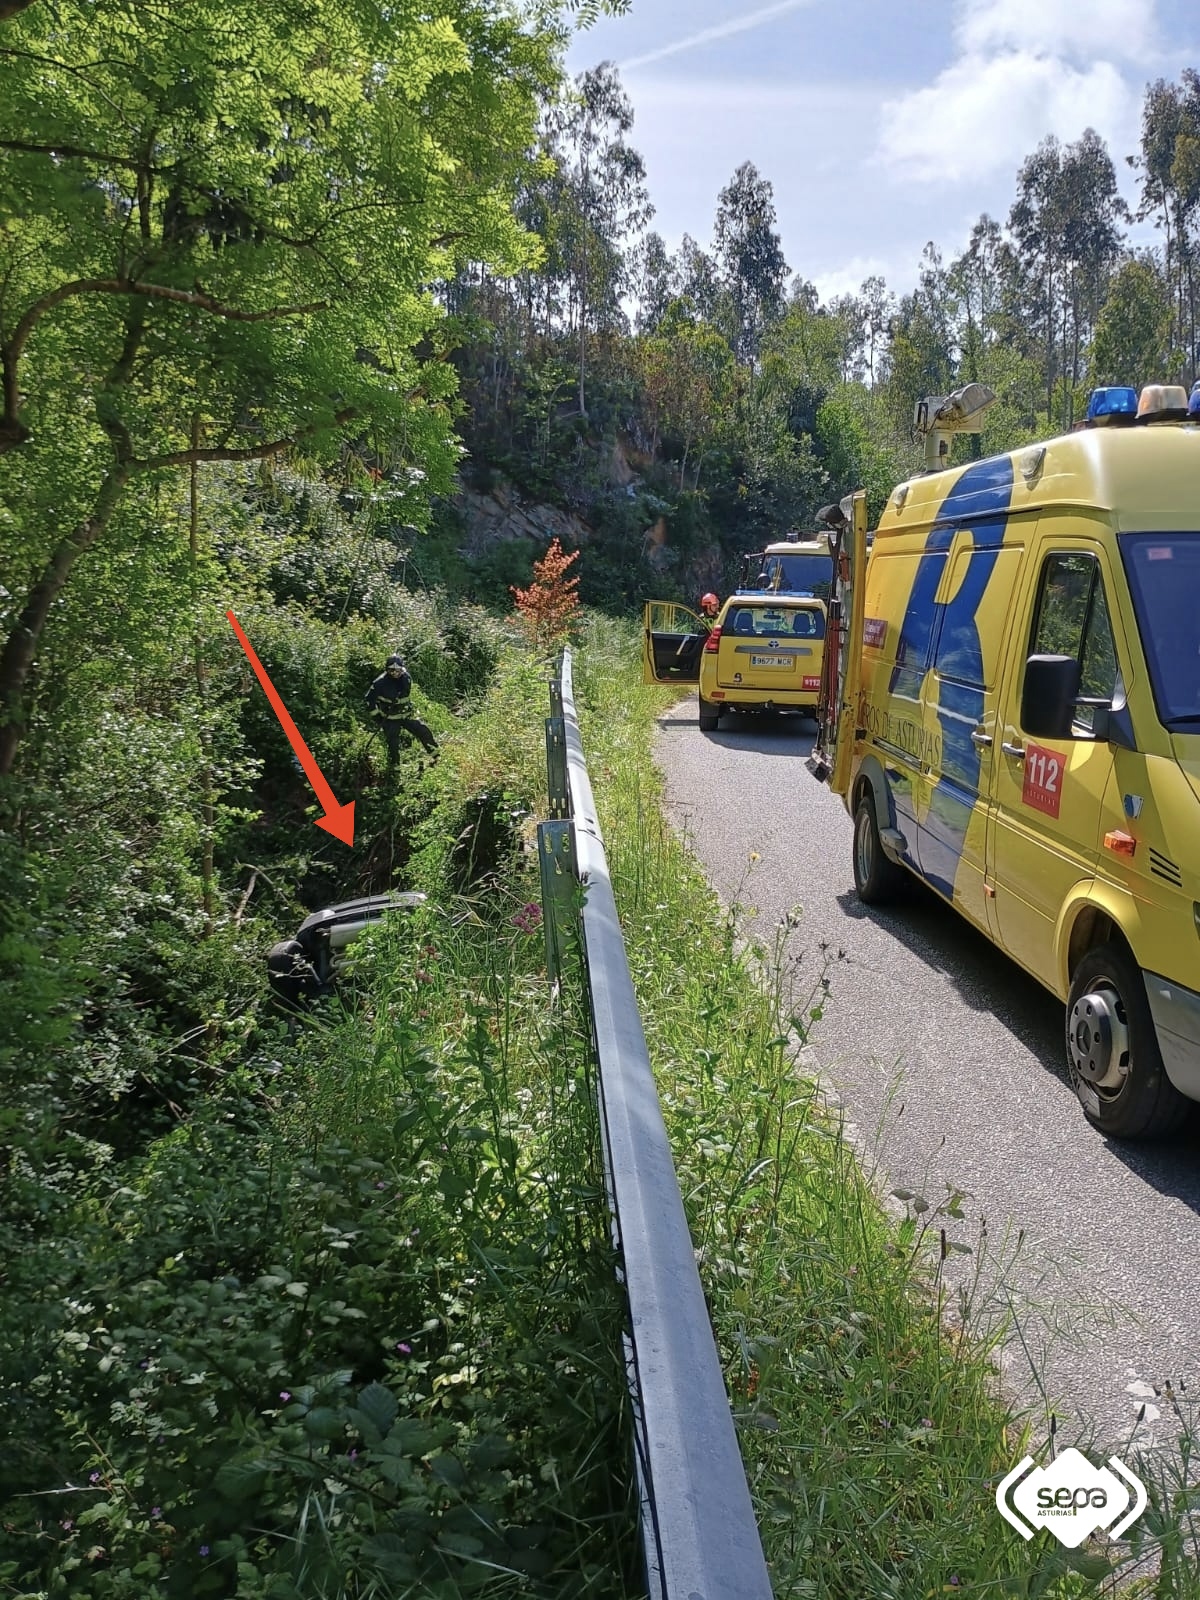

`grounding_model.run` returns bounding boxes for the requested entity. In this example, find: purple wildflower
[151,1507,162,1520]
[512,902,543,934]
[199,1544,210,1557]
[89,1471,100,1483]
[279,1390,292,1403]
[396,1342,411,1355]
